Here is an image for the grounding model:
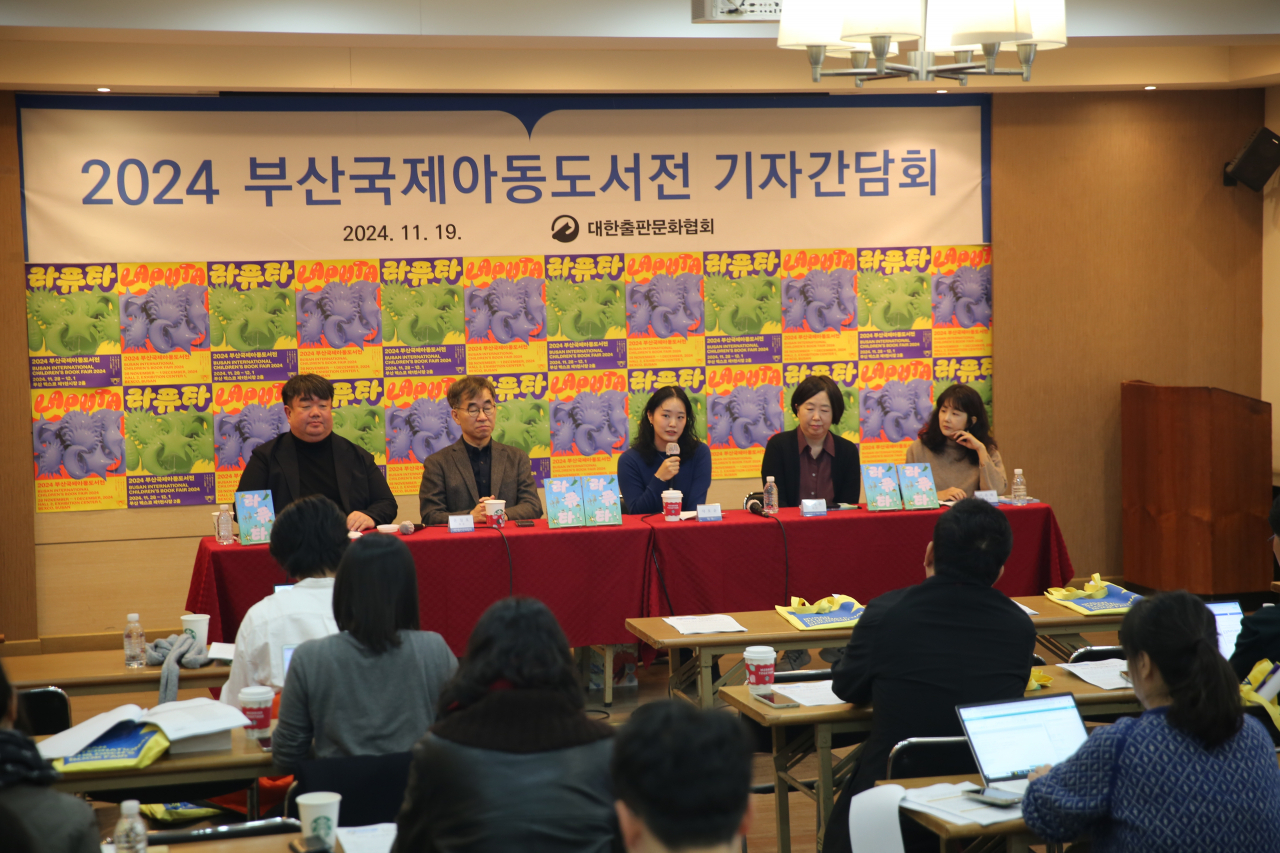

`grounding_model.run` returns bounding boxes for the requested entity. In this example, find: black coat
[759,428,861,507]
[235,431,397,524]
[1231,606,1280,680]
